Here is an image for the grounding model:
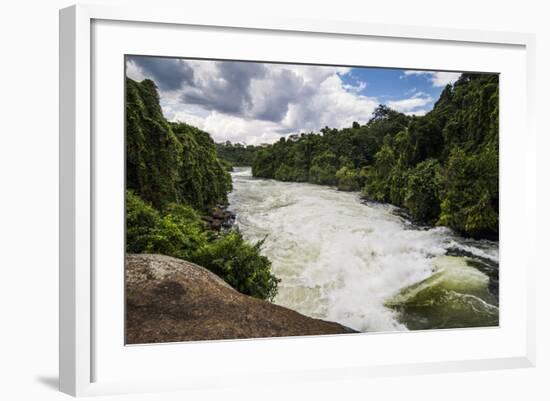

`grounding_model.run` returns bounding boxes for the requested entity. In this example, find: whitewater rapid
[228,167,499,332]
